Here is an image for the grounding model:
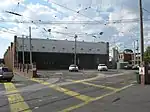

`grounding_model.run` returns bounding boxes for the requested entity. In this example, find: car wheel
[7,79,12,82]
